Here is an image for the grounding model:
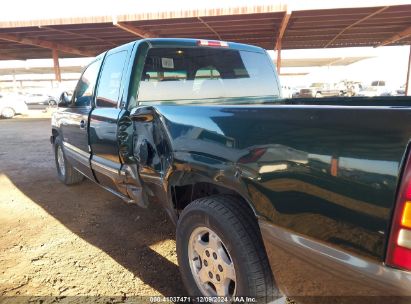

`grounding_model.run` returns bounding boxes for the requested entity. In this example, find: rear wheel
[1,107,15,119]
[48,99,57,106]
[188,226,237,296]
[54,135,84,185]
[176,195,278,301]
